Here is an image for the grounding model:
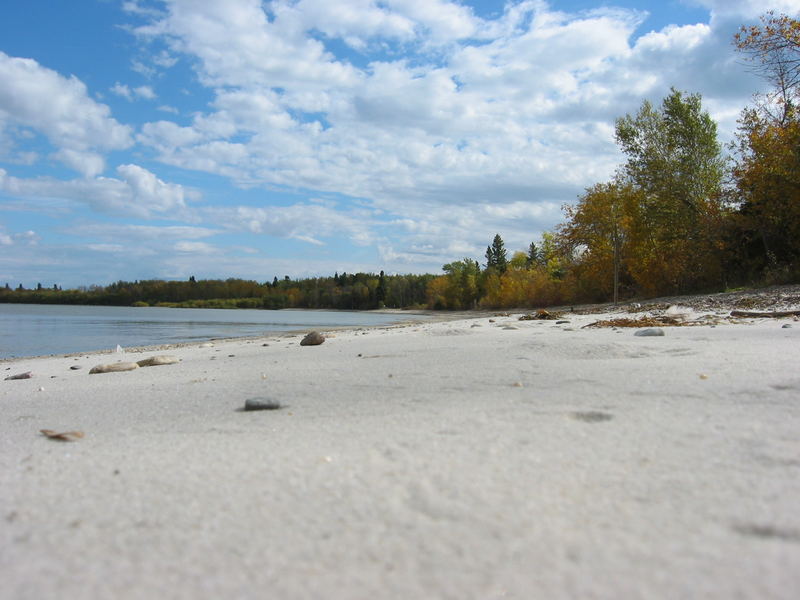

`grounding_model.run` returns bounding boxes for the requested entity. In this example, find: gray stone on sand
[300,331,325,346]
[69,365,82,370]
[136,355,180,367]
[89,362,140,374]
[634,328,665,337]
[243,397,283,411]
[782,323,792,329]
